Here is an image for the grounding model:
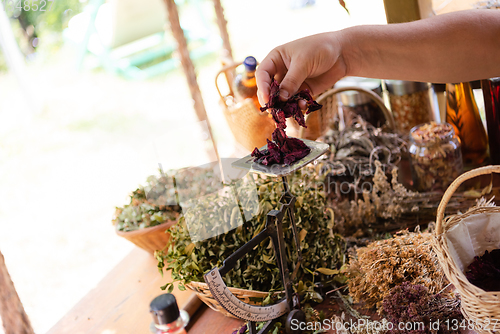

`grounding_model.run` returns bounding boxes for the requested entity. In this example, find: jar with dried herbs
[386,80,435,133]
[409,122,463,192]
